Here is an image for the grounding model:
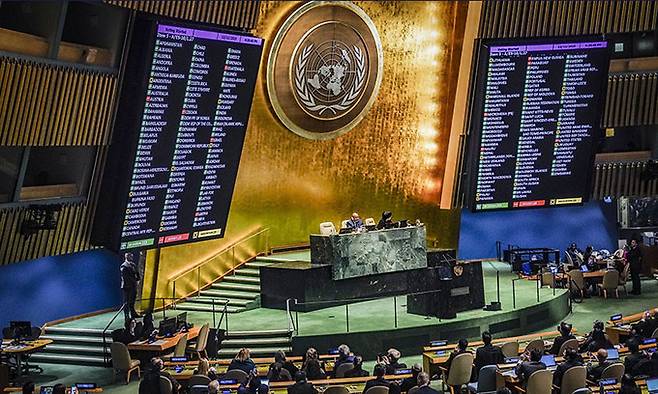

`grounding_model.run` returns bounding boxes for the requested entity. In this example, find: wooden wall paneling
[651,75,658,123]
[0,61,12,139]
